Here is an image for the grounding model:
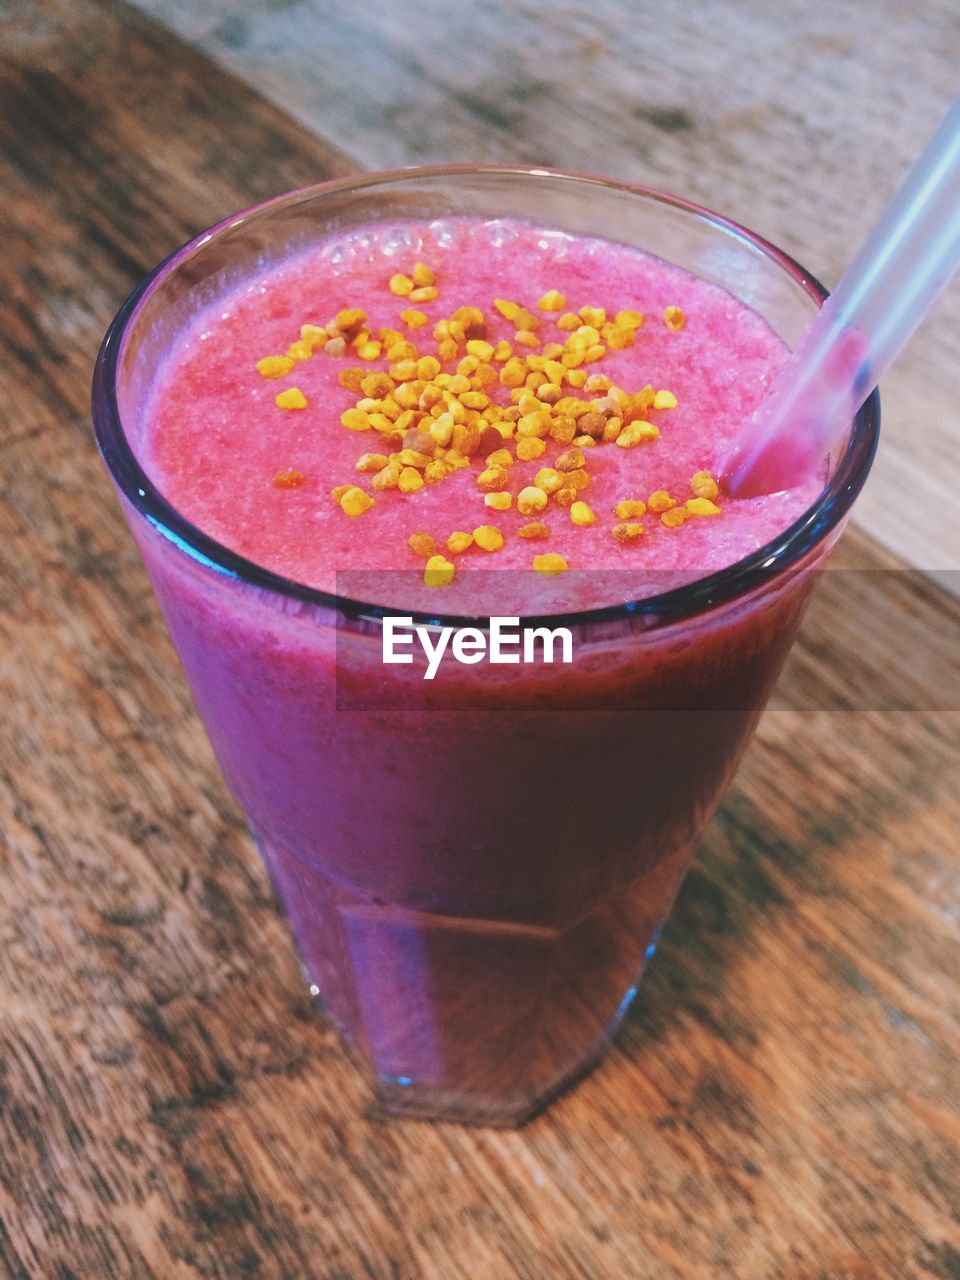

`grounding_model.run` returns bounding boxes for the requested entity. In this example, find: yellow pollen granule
[341,408,372,432]
[533,553,568,576]
[411,262,436,287]
[690,471,719,500]
[538,290,565,311]
[514,329,539,348]
[273,469,304,489]
[401,308,429,328]
[615,500,647,519]
[518,521,549,539]
[371,464,401,491]
[612,522,645,543]
[516,437,546,461]
[399,448,432,468]
[549,417,577,443]
[661,508,688,528]
[387,339,418,362]
[356,452,389,473]
[477,466,510,491]
[533,468,563,495]
[453,305,485,330]
[424,555,455,588]
[416,355,442,380]
[389,273,414,296]
[485,447,514,469]
[647,490,677,513]
[492,340,514,362]
[473,525,504,552]
[285,340,314,362]
[335,308,367,333]
[579,306,606,328]
[423,460,447,485]
[465,339,494,361]
[517,486,549,515]
[360,372,396,398]
[398,467,425,494]
[653,389,678,410]
[409,285,439,303]
[686,497,722,516]
[484,492,513,511]
[429,414,455,447]
[356,341,382,361]
[331,484,352,502]
[570,501,596,527]
[664,306,686,331]
[517,410,552,438]
[616,421,660,448]
[368,413,396,434]
[556,313,580,331]
[339,487,375,517]
[447,531,475,553]
[257,355,296,379]
[300,323,328,347]
[553,487,576,507]
[408,532,436,557]
[615,309,644,328]
[605,326,635,350]
[275,387,308,410]
[499,358,528,388]
[555,447,585,473]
